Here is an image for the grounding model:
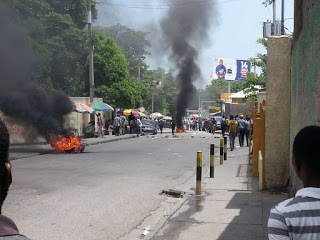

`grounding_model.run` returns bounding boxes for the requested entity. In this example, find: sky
[95,0,294,87]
